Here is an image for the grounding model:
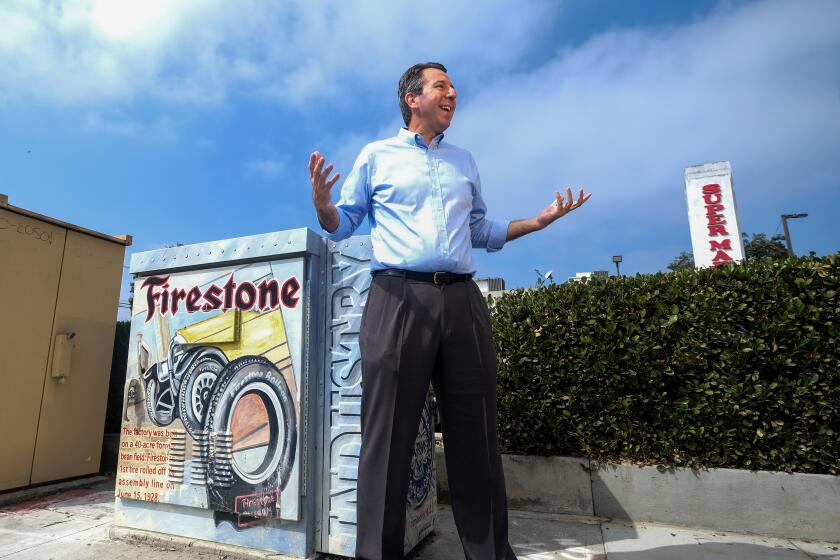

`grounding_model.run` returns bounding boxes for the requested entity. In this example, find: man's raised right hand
[309,151,341,233]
